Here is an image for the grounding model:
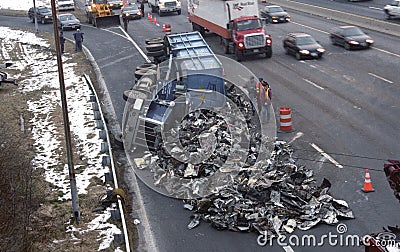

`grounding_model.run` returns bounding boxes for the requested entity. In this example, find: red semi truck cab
[230,16,272,60]
[188,0,272,61]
